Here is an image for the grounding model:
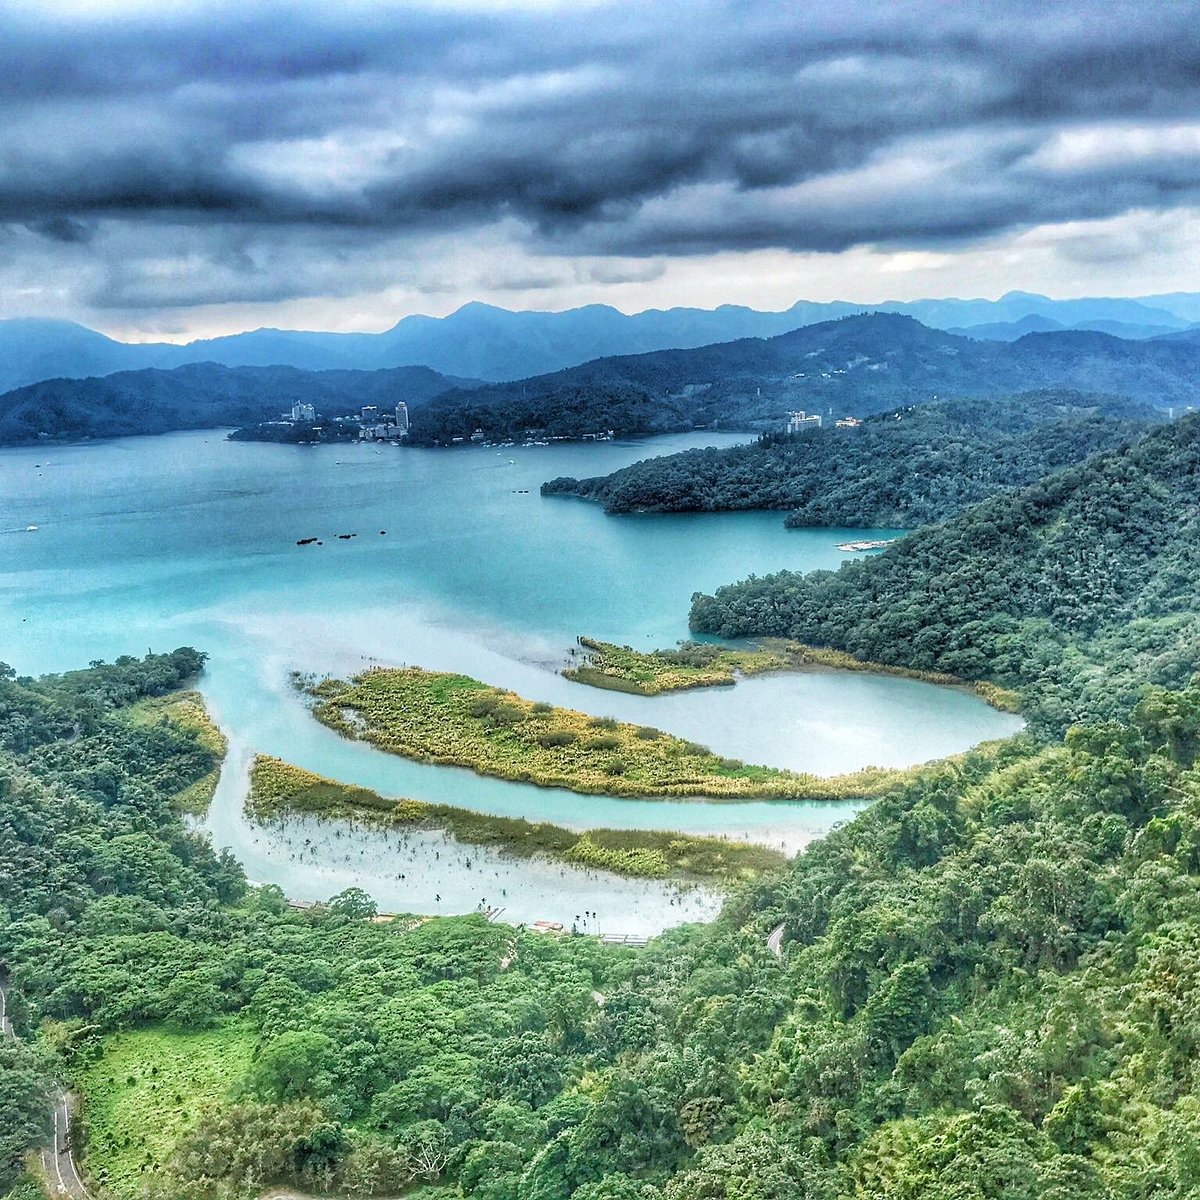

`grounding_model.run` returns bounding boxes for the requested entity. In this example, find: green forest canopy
[542,391,1158,528]
[691,412,1200,736]
[2,647,1200,1196]
[4,413,1200,1196]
